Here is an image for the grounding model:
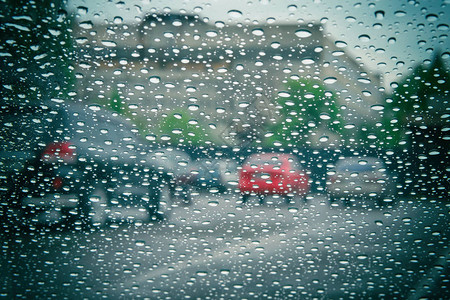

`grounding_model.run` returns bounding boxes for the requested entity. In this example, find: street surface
[1,192,449,299]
